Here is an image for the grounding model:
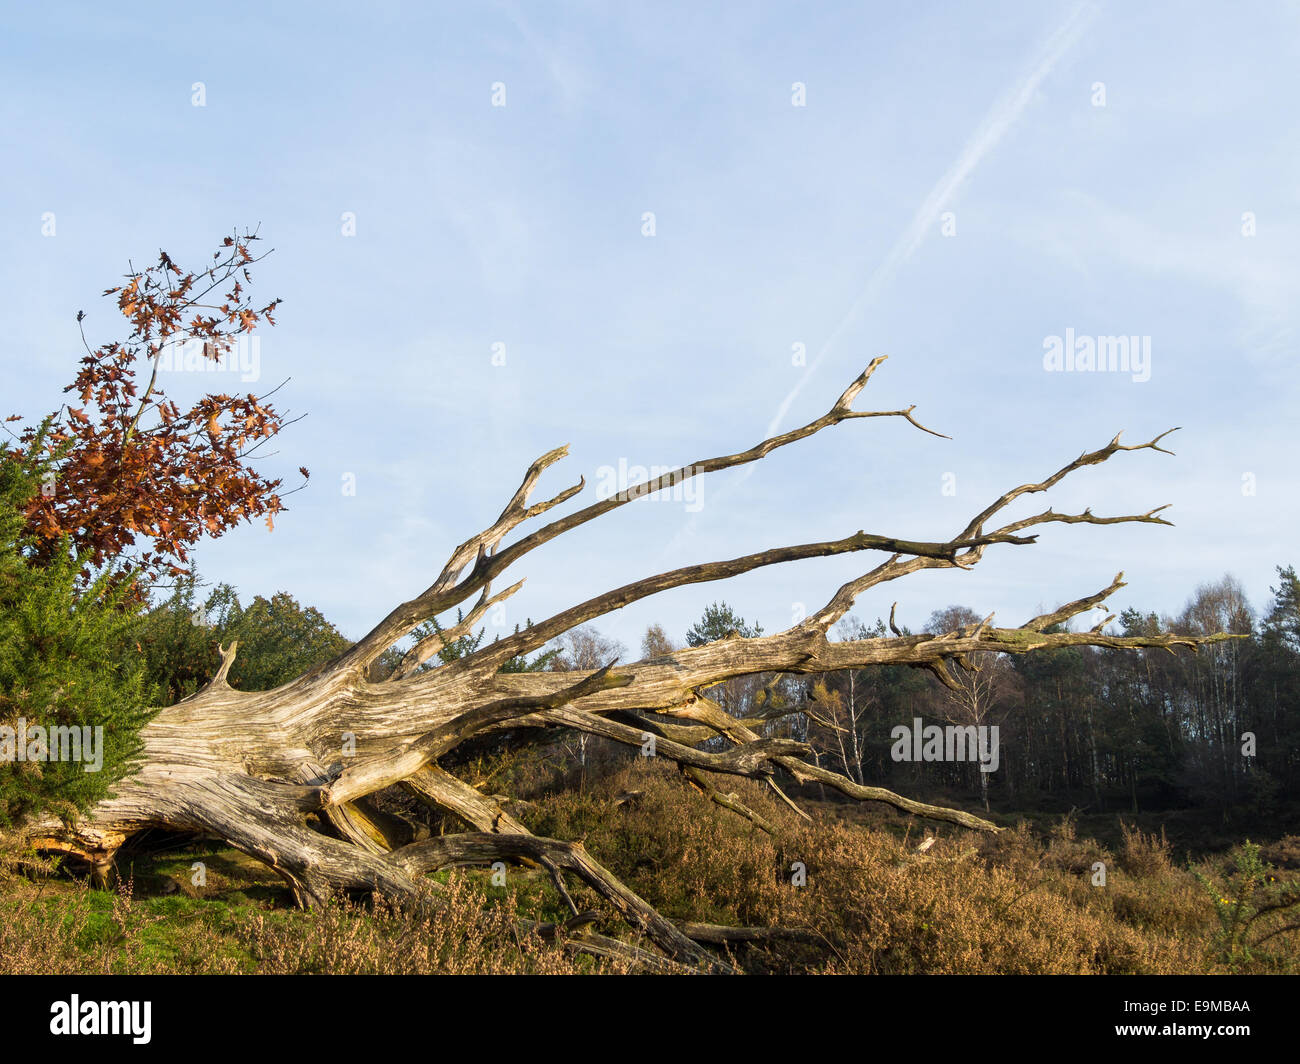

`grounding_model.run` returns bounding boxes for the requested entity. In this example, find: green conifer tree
[0,439,154,827]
